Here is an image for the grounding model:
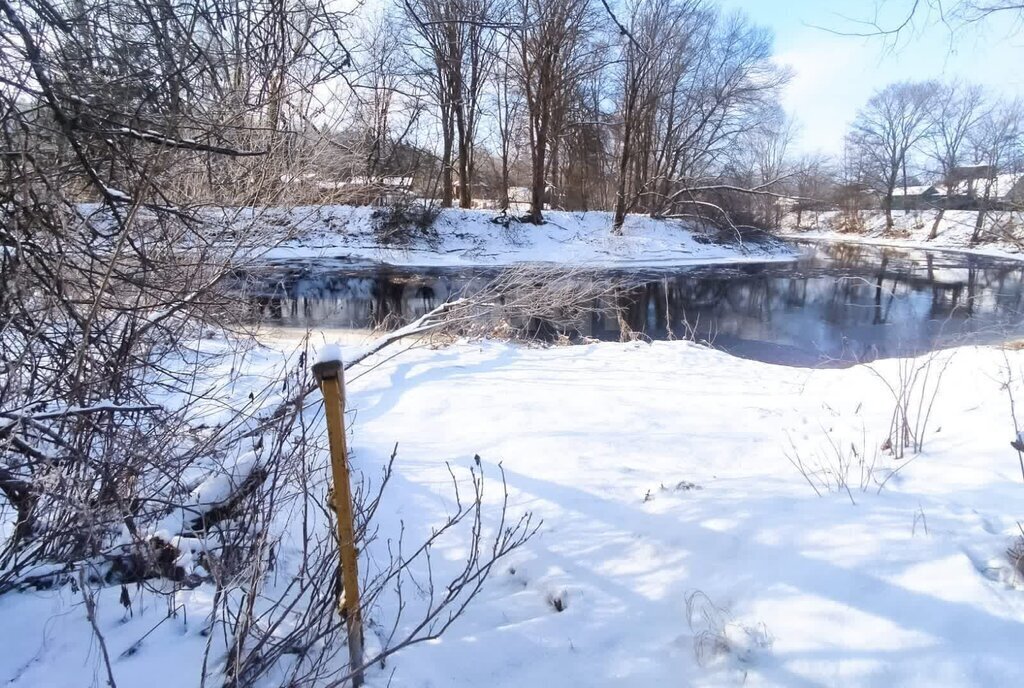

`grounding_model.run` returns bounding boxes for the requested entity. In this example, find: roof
[891,185,937,197]
[951,164,997,179]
